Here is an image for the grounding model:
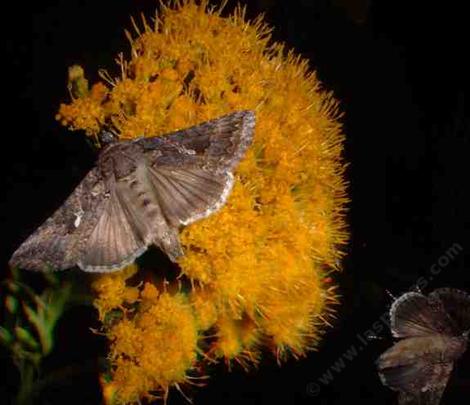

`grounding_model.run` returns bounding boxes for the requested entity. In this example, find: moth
[9,110,255,272]
[377,288,470,405]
